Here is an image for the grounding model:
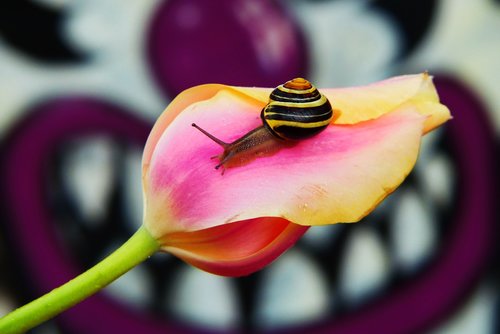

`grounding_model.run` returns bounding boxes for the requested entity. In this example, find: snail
[192,78,333,170]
